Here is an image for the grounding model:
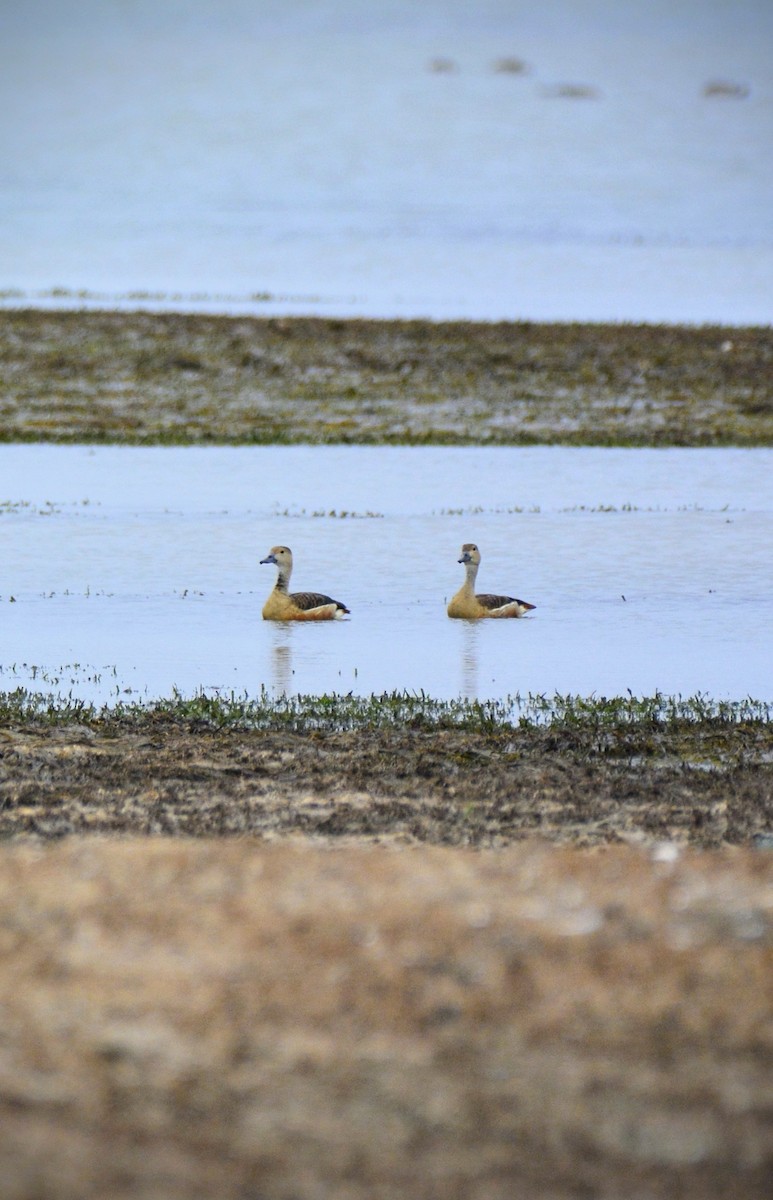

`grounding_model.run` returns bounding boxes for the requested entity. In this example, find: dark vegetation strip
[1,310,771,445]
